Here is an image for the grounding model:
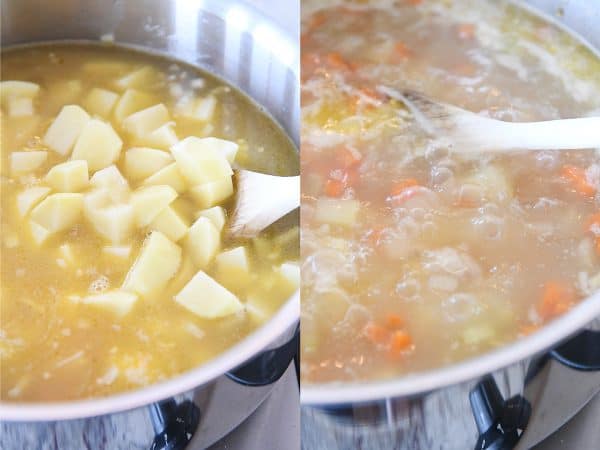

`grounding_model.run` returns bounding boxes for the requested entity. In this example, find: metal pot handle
[226,324,300,386]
